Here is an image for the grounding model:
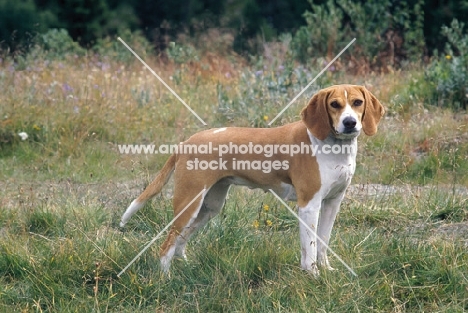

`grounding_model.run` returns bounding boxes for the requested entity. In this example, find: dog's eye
[330,101,340,108]
[353,100,363,106]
